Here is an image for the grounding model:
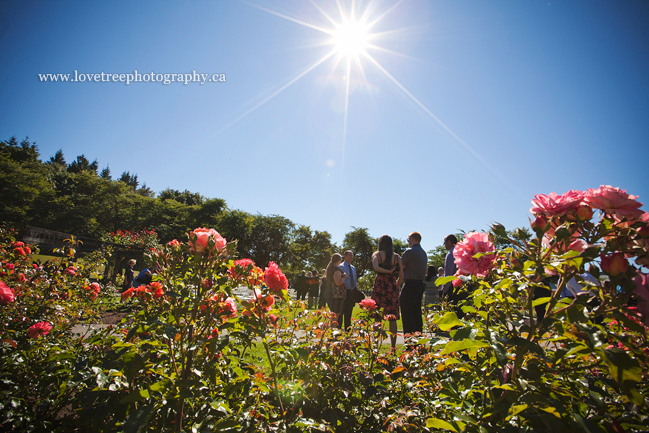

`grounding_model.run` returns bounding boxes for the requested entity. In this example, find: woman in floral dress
[371,235,403,348]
